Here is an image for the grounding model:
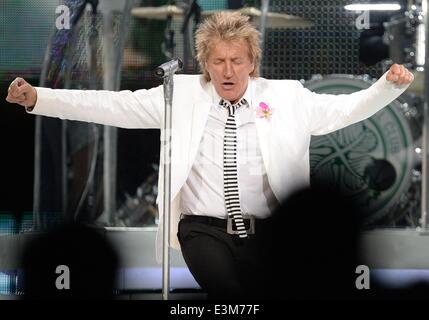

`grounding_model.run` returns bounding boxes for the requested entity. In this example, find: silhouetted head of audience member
[267,184,364,300]
[20,222,119,300]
